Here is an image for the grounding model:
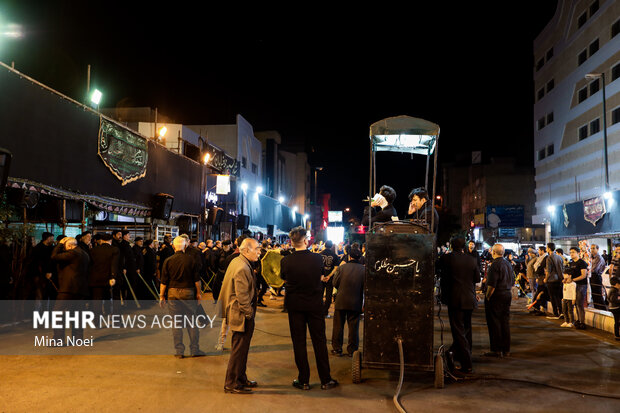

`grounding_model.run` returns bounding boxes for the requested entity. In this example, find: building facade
[534,0,620,225]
